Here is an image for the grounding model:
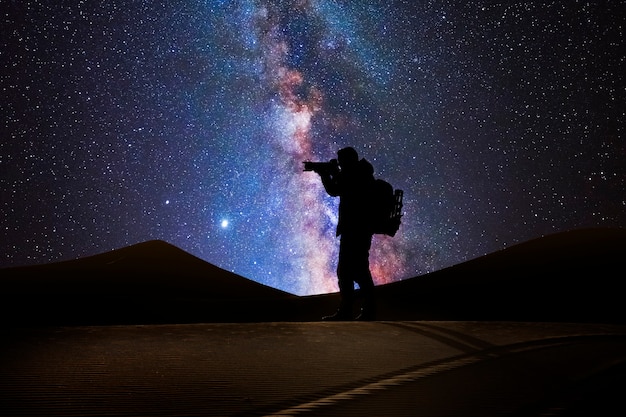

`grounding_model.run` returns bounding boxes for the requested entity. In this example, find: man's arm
[320,172,340,196]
